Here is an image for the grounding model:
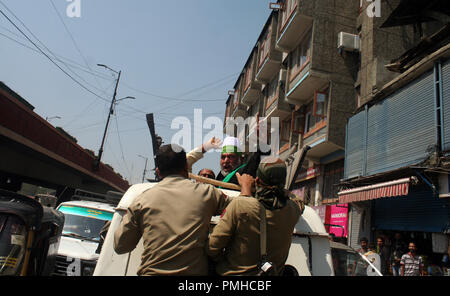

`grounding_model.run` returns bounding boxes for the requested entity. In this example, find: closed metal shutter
[374,184,450,233]
[366,71,436,175]
[349,202,372,249]
[344,110,366,179]
[441,60,450,151]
